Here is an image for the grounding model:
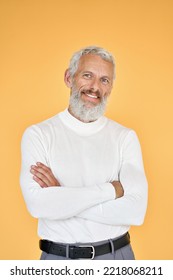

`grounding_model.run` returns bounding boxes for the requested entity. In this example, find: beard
[69,88,108,123]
